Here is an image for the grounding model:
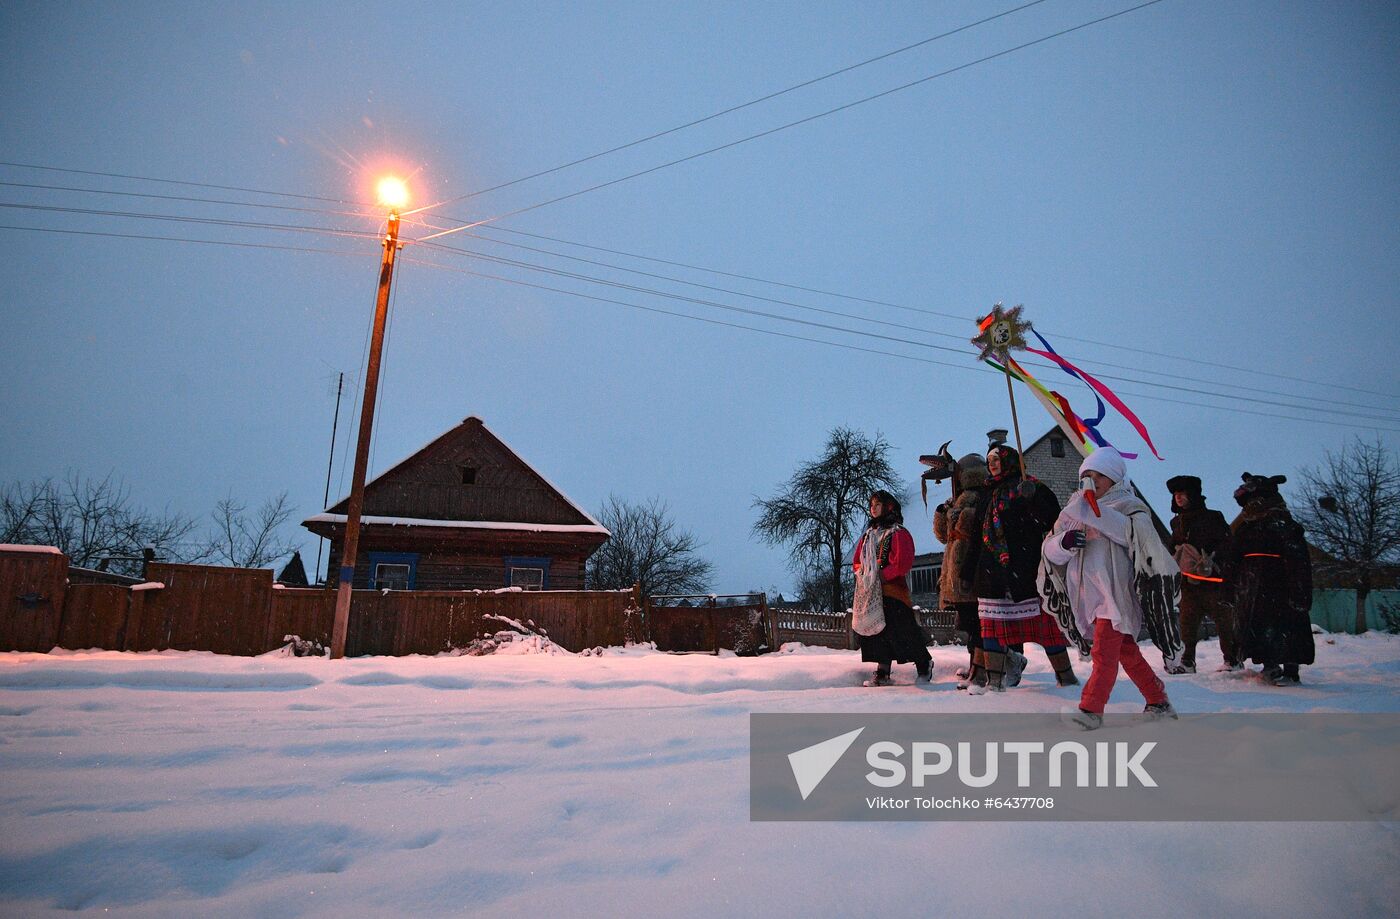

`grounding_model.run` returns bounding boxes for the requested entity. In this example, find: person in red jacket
[852,490,931,686]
